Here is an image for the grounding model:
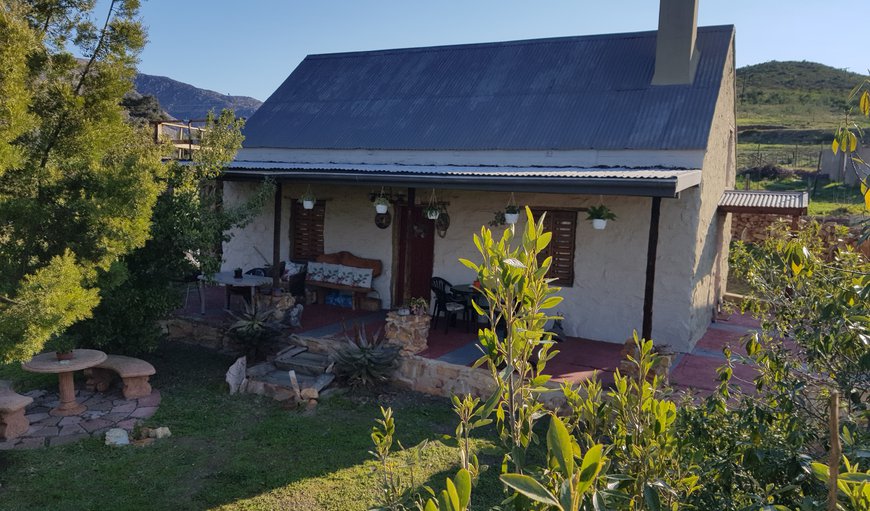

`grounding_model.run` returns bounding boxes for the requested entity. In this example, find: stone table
[22,349,107,416]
